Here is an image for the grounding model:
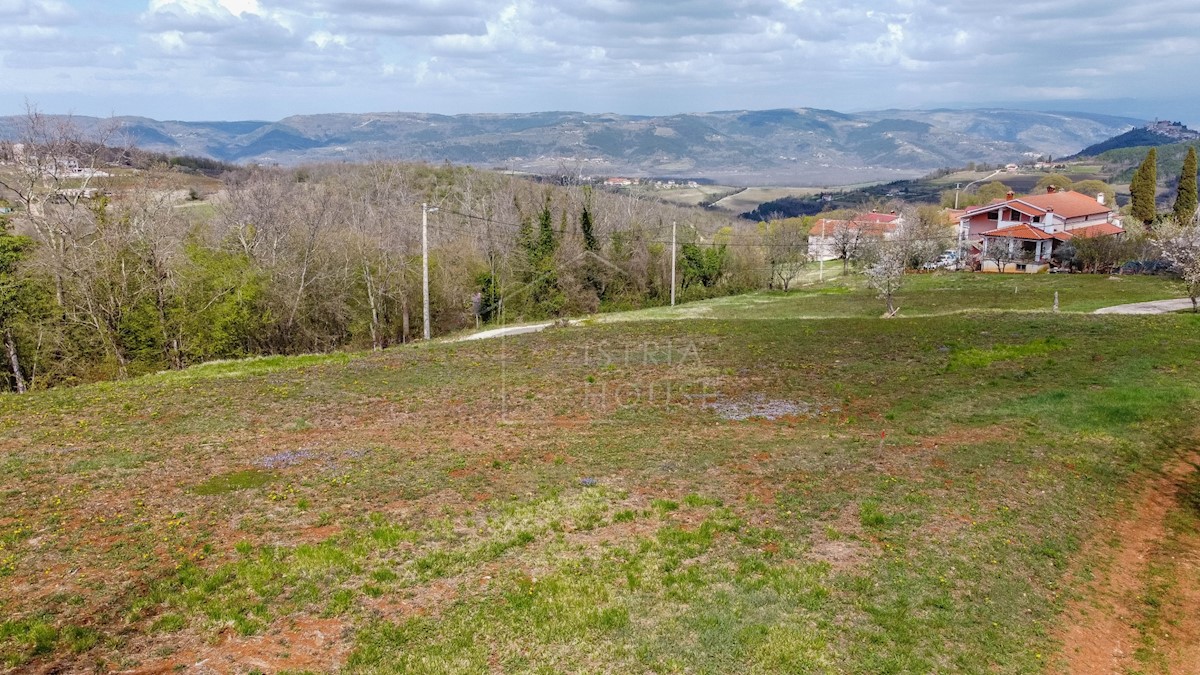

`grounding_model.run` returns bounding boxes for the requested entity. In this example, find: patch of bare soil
[121,616,350,674]
[808,504,871,572]
[1163,532,1200,674]
[1057,454,1200,675]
